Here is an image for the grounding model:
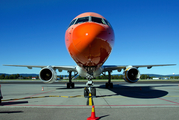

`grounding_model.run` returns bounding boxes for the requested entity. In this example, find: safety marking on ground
[86,93,94,106]
[158,97,179,104]
[1,95,83,101]
[3,103,179,107]
[2,95,179,102]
